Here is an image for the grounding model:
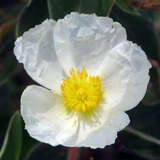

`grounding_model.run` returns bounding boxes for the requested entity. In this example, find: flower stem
[107,0,115,16]
[67,148,79,160]
[125,127,160,145]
